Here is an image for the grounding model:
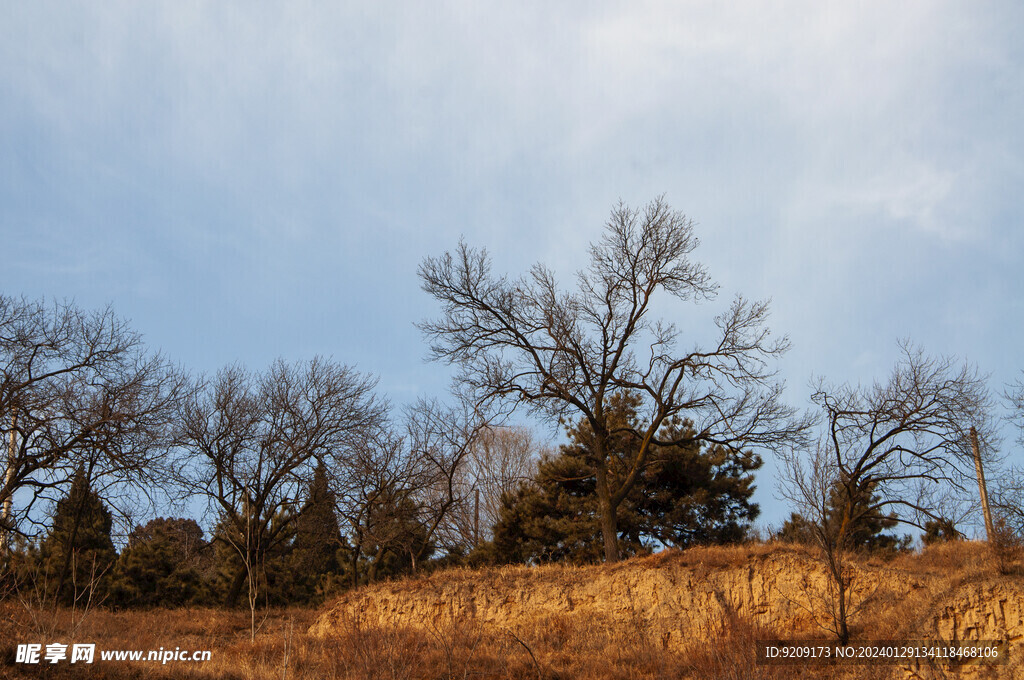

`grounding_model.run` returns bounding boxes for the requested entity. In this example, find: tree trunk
[822,534,850,645]
[350,542,361,589]
[595,462,619,563]
[836,577,850,645]
[367,545,386,583]
[474,487,480,548]
[2,413,15,554]
[971,427,995,541]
